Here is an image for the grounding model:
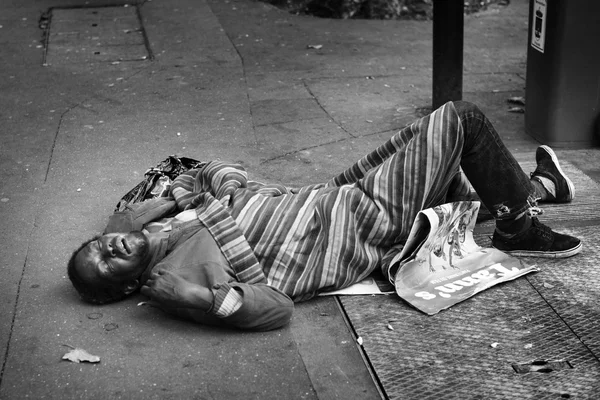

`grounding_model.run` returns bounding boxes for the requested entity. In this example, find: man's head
[67,231,152,304]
